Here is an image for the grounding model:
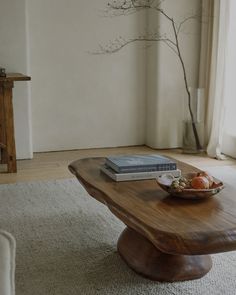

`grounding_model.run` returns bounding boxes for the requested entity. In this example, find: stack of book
[101,154,181,182]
